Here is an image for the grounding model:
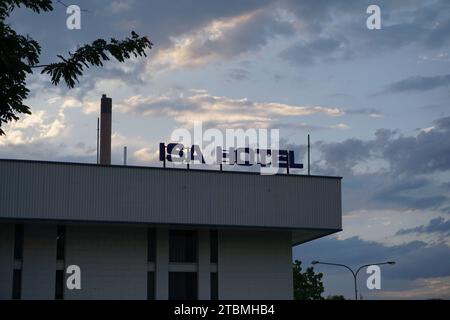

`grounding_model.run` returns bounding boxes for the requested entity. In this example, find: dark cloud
[310,116,450,212]
[7,0,449,88]
[317,116,450,177]
[279,0,450,67]
[294,236,450,281]
[170,9,295,68]
[375,193,448,210]
[396,217,450,236]
[316,138,371,175]
[383,117,450,175]
[8,0,275,63]
[382,74,450,94]
[373,178,448,210]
